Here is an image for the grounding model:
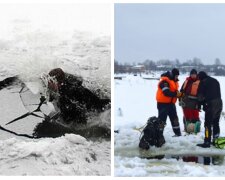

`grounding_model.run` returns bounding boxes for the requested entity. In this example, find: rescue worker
[156,68,183,137]
[196,71,223,148]
[46,68,110,124]
[180,69,201,133]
